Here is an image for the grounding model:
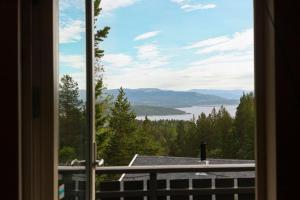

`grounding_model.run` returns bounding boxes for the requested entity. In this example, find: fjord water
[136,104,238,121]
